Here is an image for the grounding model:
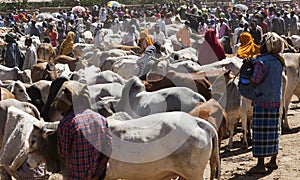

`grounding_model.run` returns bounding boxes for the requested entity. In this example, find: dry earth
[203,95,300,180]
